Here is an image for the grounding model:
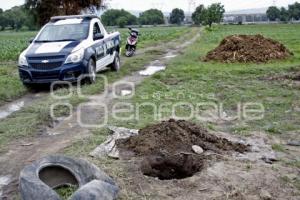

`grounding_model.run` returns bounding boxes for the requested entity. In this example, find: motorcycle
[125,28,139,57]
